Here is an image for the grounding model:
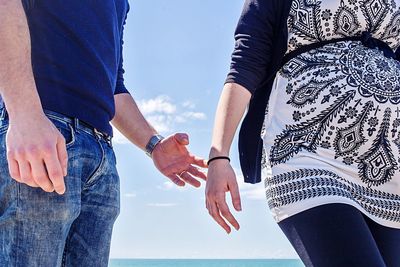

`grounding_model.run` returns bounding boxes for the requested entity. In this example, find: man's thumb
[174,133,189,145]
